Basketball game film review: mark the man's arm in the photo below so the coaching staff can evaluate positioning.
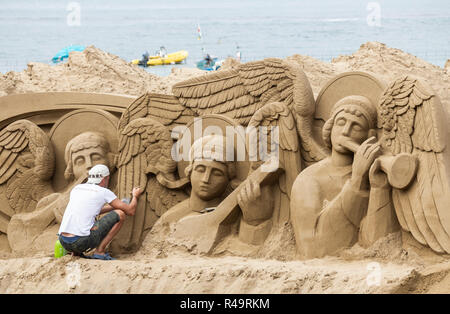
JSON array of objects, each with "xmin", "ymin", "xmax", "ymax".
[
  {"xmin": 100, "ymin": 204, "xmax": 114, "ymax": 215},
  {"xmin": 108, "ymin": 187, "xmax": 143, "ymax": 216}
]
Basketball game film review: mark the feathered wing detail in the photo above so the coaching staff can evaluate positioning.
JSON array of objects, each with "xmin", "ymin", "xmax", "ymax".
[
  {"xmin": 172, "ymin": 58, "xmax": 327, "ymax": 163},
  {"xmin": 115, "ymin": 117, "xmax": 188, "ymax": 250},
  {"xmin": 172, "ymin": 68, "xmax": 260, "ymax": 125},
  {"xmin": 147, "ymin": 177, "xmax": 187, "ymax": 218},
  {"xmin": 248, "ymin": 102, "xmax": 302, "ymax": 225},
  {"xmin": 118, "ymin": 92, "xmax": 195, "ymax": 133},
  {"xmin": 379, "ymin": 76, "xmax": 450, "ymax": 253},
  {"xmin": 0, "ymin": 120, "xmax": 55, "ymax": 232}
]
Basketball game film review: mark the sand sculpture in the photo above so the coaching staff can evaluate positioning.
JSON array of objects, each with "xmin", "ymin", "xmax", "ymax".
[
  {"xmin": 291, "ymin": 96, "xmax": 400, "ymax": 258},
  {"xmin": 165, "ymin": 132, "xmax": 283, "ymax": 253},
  {"xmin": 1, "ymin": 57, "xmax": 450, "ymax": 260},
  {"xmin": 2, "ymin": 112, "xmax": 119, "ymax": 251}
]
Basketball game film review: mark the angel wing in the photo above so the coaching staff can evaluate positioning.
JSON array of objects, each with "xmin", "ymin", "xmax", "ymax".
[
  {"xmin": 378, "ymin": 76, "xmax": 450, "ymax": 253},
  {"xmin": 118, "ymin": 92, "xmax": 195, "ymax": 133},
  {"xmin": 0, "ymin": 120, "xmax": 55, "ymax": 233},
  {"xmin": 248, "ymin": 101, "xmax": 302, "ymax": 225},
  {"xmin": 115, "ymin": 117, "xmax": 188, "ymax": 251},
  {"xmin": 172, "ymin": 58, "xmax": 327, "ymax": 164}
]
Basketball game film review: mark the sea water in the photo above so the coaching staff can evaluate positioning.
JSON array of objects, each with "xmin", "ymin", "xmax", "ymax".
[{"xmin": 0, "ymin": 0, "xmax": 449, "ymax": 76}]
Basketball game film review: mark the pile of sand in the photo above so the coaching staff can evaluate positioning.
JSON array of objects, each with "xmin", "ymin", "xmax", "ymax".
[
  {"xmin": 218, "ymin": 57, "xmax": 242, "ymax": 71},
  {"xmin": 0, "ymin": 42, "xmax": 449, "ymax": 293},
  {"xmin": 0, "ymin": 46, "xmax": 205, "ymax": 97},
  {"xmin": 288, "ymin": 42, "xmax": 450, "ymax": 110},
  {"xmin": 1, "ymin": 42, "xmax": 448, "ymax": 108}
]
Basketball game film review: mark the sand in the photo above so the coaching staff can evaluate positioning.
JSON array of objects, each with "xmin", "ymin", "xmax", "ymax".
[
  {"xmin": 287, "ymin": 42, "xmax": 450, "ymax": 111},
  {"xmin": 0, "ymin": 42, "xmax": 449, "ymax": 294},
  {"xmin": 0, "ymin": 46, "xmax": 206, "ymax": 97},
  {"xmin": 0, "ymin": 232, "xmax": 449, "ymax": 294},
  {"xmin": 2, "ymin": 42, "xmax": 447, "ymax": 108},
  {"xmin": 0, "ymin": 254, "xmax": 427, "ymax": 294}
]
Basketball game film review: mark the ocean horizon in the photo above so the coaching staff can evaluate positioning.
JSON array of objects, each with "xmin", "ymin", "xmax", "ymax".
[{"xmin": 1, "ymin": 0, "xmax": 449, "ymax": 76}]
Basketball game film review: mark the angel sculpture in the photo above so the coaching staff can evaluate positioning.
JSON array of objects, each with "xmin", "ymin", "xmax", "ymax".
[
  {"xmin": 113, "ymin": 58, "xmax": 326, "ymax": 251},
  {"xmin": 290, "ymin": 95, "xmax": 399, "ymax": 258},
  {"xmin": 0, "ymin": 120, "xmax": 55, "ymax": 234},
  {"xmin": 0, "ymin": 57, "xmax": 323, "ymax": 253},
  {"xmin": 164, "ymin": 108, "xmax": 299, "ymax": 253},
  {"xmin": 162, "ymin": 133, "xmax": 283, "ymax": 253},
  {"xmin": 379, "ymin": 76, "xmax": 450, "ymax": 254},
  {"xmin": 113, "ymin": 115, "xmax": 189, "ymax": 251},
  {"xmin": 290, "ymin": 75, "xmax": 450, "ymax": 258},
  {"xmin": 5, "ymin": 130, "xmax": 117, "ymax": 252}
]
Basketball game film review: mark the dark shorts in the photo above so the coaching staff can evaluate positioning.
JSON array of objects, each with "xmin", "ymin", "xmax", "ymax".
[{"xmin": 59, "ymin": 211, "xmax": 120, "ymax": 254}]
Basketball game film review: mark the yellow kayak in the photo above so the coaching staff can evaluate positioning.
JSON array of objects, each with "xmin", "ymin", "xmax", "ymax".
[{"xmin": 132, "ymin": 50, "xmax": 188, "ymax": 66}]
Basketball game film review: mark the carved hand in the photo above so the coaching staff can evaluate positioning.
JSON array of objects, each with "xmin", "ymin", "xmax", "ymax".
[
  {"xmin": 132, "ymin": 187, "xmax": 143, "ymax": 198},
  {"xmin": 237, "ymin": 177, "xmax": 274, "ymax": 225},
  {"xmin": 369, "ymin": 159, "xmax": 389, "ymax": 189},
  {"xmin": 350, "ymin": 137, "xmax": 381, "ymax": 190}
]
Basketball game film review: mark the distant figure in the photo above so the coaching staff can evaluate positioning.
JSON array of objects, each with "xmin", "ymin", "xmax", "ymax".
[
  {"xmin": 58, "ymin": 164, "xmax": 143, "ymax": 260},
  {"xmin": 139, "ymin": 51, "xmax": 149, "ymax": 67},
  {"xmin": 205, "ymin": 54, "xmax": 213, "ymax": 66},
  {"xmin": 158, "ymin": 46, "xmax": 167, "ymax": 58}
]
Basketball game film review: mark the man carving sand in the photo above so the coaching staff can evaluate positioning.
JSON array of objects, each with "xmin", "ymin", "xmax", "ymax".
[
  {"xmin": 58, "ymin": 164, "xmax": 143, "ymax": 260},
  {"xmin": 7, "ymin": 132, "xmax": 118, "ymax": 252}
]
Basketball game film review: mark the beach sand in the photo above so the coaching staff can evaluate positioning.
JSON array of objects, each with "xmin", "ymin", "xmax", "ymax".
[{"xmin": 0, "ymin": 42, "xmax": 449, "ymax": 293}]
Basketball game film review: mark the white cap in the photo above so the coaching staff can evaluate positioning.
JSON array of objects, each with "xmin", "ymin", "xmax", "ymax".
[{"xmin": 87, "ymin": 164, "xmax": 110, "ymax": 184}]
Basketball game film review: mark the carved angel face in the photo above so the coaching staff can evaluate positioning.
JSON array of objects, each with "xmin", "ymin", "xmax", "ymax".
[
  {"xmin": 190, "ymin": 160, "xmax": 230, "ymax": 201},
  {"xmin": 331, "ymin": 110, "xmax": 370, "ymax": 154},
  {"xmin": 64, "ymin": 131, "xmax": 113, "ymax": 183},
  {"xmin": 71, "ymin": 146, "xmax": 109, "ymax": 181}
]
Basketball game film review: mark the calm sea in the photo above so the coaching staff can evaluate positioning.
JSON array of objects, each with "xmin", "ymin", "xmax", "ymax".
[{"xmin": 0, "ymin": 0, "xmax": 449, "ymax": 76}]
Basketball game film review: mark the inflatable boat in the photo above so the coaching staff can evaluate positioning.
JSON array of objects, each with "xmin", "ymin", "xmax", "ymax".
[
  {"xmin": 196, "ymin": 54, "xmax": 223, "ymax": 71},
  {"xmin": 132, "ymin": 49, "xmax": 188, "ymax": 66},
  {"xmin": 52, "ymin": 45, "xmax": 85, "ymax": 63}
]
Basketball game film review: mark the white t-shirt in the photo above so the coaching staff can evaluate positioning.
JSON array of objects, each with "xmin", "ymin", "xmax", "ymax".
[{"xmin": 58, "ymin": 183, "xmax": 118, "ymax": 236}]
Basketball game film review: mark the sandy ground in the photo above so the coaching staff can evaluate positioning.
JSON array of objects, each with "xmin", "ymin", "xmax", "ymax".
[
  {"xmin": 0, "ymin": 42, "xmax": 449, "ymax": 293},
  {"xmin": 1, "ymin": 234, "xmax": 449, "ymax": 294},
  {"xmin": 0, "ymin": 255, "xmax": 427, "ymax": 294}
]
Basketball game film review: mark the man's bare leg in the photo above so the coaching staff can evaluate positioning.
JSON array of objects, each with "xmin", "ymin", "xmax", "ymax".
[{"xmin": 95, "ymin": 210, "xmax": 125, "ymax": 255}]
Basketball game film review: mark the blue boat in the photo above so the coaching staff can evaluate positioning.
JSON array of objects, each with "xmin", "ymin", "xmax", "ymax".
[
  {"xmin": 52, "ymin": 45, "xmax": 85, "ymax": 63},
  {"xmin": 196, "ymin": 54, "xmax": 222, "ymax": 71}
]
